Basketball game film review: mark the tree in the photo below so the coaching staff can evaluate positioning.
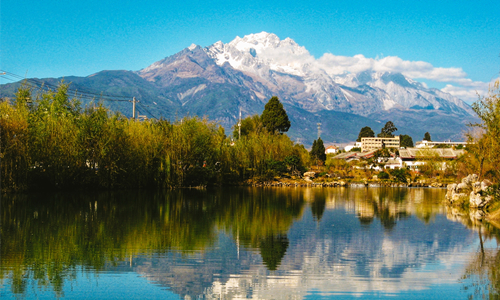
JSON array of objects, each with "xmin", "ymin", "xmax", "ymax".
[
  {"xmin": 310, "ymin": 138, "xmax": 326, "ymax": 163},
  {"xmin": 357, "ymin": 126, "xmax": 375, "ymax": 142},
  {"xmin": 232, "ymin": 115, "xmax": 262, "ymax": 139},
  {"xmin": 261, "ymin": 96, "xmax": 291, "ymax": 134},
  {"xmin": 400, "ymin": 134, "xmax": 414, "ymax": 148},
  {"xmin": 423, "ymin": 132, "xmax": 431, "ymax": 141},
  {"xmin": 467, "ymin": 80, "xmax": 500, "ymax": 182},
  {"xmin": 377, "ymin": 121, "xmax": 398, "ymax": 138}
]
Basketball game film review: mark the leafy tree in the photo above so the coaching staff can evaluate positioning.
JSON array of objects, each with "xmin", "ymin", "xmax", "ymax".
[
  {"xmin": 467, "ymin": 80, "xmax": 500, "ymax": 183},
  {"xmin": 310, "ymin": 138, "xmax": 326, "ymax": 163},
  {"xmin": 377, "ymin": 121, "xmax": 398, "ymax": 138},
  {"xmin": 423, "ymin": 132, "xmax": 431, "ymax": 141},
  {"xmin": 232, "ymin": 115, "xmax": 262, "ymax": 139},
  {"xmin": 284, "ymin": 155, "xmax": 302, "ymax": 173},
  {"xmin": 390, "ymin": 168, "xmax": 409, "ymax": 183},
  {"xmin": 357, "ymin": 126, "xmax": 375, "ymax": 142},
  {"xmin": 378, "ymin": 171, "xmax": 390, "ymax": 180},
  {"xmin": 400, "ymin": 134, "xmax": 414, "ymax": 148},
  {"xmin": 261, "ymin": 96, "xmax": 291, "ymax": 134}
]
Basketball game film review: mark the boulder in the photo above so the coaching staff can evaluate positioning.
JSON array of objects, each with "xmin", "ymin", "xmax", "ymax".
[
  {"xmin": 462, "ymin": 174, "xmax": 479, "ymax": 187},
  {"xmin": 470, "ymin": 192, "xmax": 494, "ymax": 209},
  {"xmin": 472, "ymin": 181, "xmax": 482, "ymax": 194},
  {"xmin": 469, "ymin": 191, "xmax": 483, "ymax": 208},
  {"xmin": 456, "ymin": 182, "xmax": 469, "ymax": 193},
  {"xmin": 303, "ymin": 171, "xmax": 316, "ymax": 178},
  {"xmin": 481, "ymin": 179, "xmax": 492, "ymax": 192}
]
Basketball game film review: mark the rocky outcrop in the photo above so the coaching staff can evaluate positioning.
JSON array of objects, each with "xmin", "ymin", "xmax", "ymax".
[
  {"xmin": 303, "ymin": 171, "xmax": 316, "ymax": 182},
  {"xmin": 446, "ymin": 174, "xmax": 493, "ymax": 209}
]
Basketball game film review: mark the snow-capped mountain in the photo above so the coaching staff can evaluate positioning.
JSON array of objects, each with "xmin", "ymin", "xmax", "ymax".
[
  {"xmin": 203, "ymin": 32, "xmax": 475, "ymax": 117},
  {"xmin": 1, "ymin": 32, "xmax": 477, "ymax": 145}
]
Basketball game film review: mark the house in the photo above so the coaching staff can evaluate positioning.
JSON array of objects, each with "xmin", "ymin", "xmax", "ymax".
[
  {"xmin": 325, "ymin": 145, "xmax": 339, "ymax": 154},
  {"xmin": 361, "ymin": 136, "xmax": 400, "ymax": 152},
  {"xmin": 384, "ymin": 157, "xmax": 403, "ymax": 169}
]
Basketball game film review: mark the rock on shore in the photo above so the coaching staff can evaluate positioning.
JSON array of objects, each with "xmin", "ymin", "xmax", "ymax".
[{"xmin": 446, "ymin": 174, "xmax": 493, "ymax": 208}]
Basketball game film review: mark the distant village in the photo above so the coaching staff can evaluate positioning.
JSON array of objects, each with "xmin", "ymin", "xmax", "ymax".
[{"xmin": 325, "ymin": 135, "xmax": 467, "ymax": 172}]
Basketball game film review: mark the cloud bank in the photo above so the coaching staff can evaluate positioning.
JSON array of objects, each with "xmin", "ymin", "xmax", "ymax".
[{"xmin": 316, "ymin": 53, "xmax": 495, "ymax": 103}]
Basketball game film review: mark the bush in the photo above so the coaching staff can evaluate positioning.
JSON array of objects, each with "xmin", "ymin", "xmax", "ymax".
[
  {"xmin": 378, "ymin": 171, "xmax": 390, "ymax": 180},
  {"xmin": 390, "ymin": 168, "xmax": 409, "ymax": 183}
]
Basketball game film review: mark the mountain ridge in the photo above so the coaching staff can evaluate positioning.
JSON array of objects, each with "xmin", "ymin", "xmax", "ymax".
[{"xmin": 0, "ymin": 32, "xmax": 477, "ymax": 146}]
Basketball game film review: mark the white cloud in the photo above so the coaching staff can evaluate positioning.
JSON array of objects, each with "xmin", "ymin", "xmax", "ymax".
[
  {"xmin": 314, "ymin": 53, "xmax": 495, "ymax": 103},
  {"xmin": 442, "ymin": 79, "xmax": 498, "ymax": 103},
  {"xmin": 317, "ymin": 53, "xmax": 468, "ymax": 83}
]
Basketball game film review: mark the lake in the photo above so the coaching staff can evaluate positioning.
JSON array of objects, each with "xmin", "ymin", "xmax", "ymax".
[{"xmin": 1, "ymin": 187, "xmax": 499, "ymax": 299}]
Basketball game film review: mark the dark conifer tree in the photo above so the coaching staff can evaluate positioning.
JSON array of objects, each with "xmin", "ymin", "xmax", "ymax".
[
  {"xmin": 261, "ymin": 96, "xmax": 291, "ymax": 134},
  {"xmin": 357, "ymin": 126, "xmax": 375, "ymax": 142}
]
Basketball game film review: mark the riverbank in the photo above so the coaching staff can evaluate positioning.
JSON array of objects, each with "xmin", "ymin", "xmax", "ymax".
[{"xmin": 241, "ymin": 176, "xmax": 447, "ymax": 188}]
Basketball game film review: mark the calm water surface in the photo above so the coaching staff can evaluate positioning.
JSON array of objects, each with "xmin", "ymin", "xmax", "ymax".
[{"xmin": 1, "ymin": 187, "xmax": 499, "ymax": 299}]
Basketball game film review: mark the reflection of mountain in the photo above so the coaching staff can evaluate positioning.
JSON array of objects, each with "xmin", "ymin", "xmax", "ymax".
[
  {"xmin": 0, "ymin": 187, "xmax": 491, "ymax": 299},
  {"xmin": 125, "ymin": 189, "xmax": 480, "ymax": 299}
]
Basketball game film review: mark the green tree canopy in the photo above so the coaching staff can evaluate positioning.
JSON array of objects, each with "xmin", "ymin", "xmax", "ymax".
[
  {"xmin": 261, "ymin": 96, "xmax": 291, "ymax": 134},
  {"xmin": 377, "ymin": 121, "xmax": 398, "ymax": 138},
  {"xmin": 310, "ymin": 138, "xmax": 326, "ymax": 163},
  {"xmin": 424, "ymin": 132, "xmax": 431, "ymax": 141},
  {"xmin": 232, "ymin": 115, "xmax": 262, "ymax": 139},
  {"xmin": 400, "ymin": 134, "xmax": 414, "ymax": 148},
  {"xmin": 357, "ymin": 126, "xmax": 375, "ymax": 142}
]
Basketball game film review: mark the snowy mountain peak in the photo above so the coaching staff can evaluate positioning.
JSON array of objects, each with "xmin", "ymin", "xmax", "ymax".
[{"xmin": 205, "ymin": 32, "xmax": 310, "ymax": 77}]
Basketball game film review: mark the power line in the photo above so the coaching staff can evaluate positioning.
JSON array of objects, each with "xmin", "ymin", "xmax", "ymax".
[
  {"xmin": 0, "ymin": 70, "xmax": 132, "ymax": 102},
  {"xmin": 138, "ymin": 102, "xmax": 158, "ymax": 119},
  {"xmin": 0, "ymin": 69, "xmax": 162, "ymax": 120}
]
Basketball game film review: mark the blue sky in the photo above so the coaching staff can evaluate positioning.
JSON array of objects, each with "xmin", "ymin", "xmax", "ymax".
[{"xmin": 1, "ymin": 0, "xmax": 499, "ymax": 102}]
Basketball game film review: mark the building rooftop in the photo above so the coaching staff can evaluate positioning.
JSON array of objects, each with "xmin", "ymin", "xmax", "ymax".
[{"xmin": 399, "ymin": 148, "xmax": 466, "ymax": 159}]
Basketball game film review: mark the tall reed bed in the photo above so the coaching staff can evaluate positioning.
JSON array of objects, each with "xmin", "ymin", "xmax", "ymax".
[{"xmin": 1, "ymin": 82, "xmax": 306, "ymax": 192}]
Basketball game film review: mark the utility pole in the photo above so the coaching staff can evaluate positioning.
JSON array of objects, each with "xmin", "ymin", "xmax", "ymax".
[
  {"xmin": 132, "ymin": 97, "xmax": 137, "ymax": 120},
  {"xmin": 238, "ymin": 109, "xmax": 242, "ymax": 140},
  {"xmin": 317, "ymin": 123, "xmax": 321, "ymax": 139}
]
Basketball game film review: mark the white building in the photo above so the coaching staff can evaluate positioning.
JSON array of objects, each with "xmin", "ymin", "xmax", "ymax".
[
  {"xmin": 344, "ymin": 142, "xmax": 362, "ymax": 152},
  {"xmin": 325, "ymin": 145, "xmax": 339, "ymax": 154},
  {"xmin": 415, "ymin": 140, "xmax": 468, "ymax": 148},
  {"xmin": 361, "ymin": 136, "xmax": 400, "ymax": 152}
]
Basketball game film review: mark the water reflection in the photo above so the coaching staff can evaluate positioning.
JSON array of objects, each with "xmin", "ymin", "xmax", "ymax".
[{"xmin": 1, "ymin": 187, "xmax": 499, "ymax": 299}]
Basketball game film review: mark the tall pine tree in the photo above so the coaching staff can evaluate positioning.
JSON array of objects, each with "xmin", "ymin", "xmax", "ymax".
[{"xmin": 261, "ymin": 96, "xmax": 291, "ymax": 134}]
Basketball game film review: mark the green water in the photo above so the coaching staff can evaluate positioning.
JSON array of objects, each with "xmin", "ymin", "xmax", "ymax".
[{"xmin": 1, "ymin": 187, "xmax": 499, "ymax": 299}]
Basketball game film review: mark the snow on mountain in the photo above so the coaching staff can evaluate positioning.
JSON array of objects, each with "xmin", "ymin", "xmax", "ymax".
[
  {"xmin": 204, "ymin": 32, "xmax": 474, "ymax": 117},
  {"xmin": 206, "ymin": 32, "xmax": 313, "ymax": 77}
]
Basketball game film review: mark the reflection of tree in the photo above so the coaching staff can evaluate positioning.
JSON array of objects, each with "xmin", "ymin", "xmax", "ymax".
[
  {"xmin": 353, "ymin": 188, "xmax": 412, "ymax": 231},
  {"xmin": 259, "ymin": 234, "xmax": 290, "ymax": 271},
  {"xmin": 460, "ymin": 224, "xmax": 500, "ymax": 298},
  {"xmin": 311, "ymin": 197, "xmax": 326, "ymax": 222},
  {"xmin": 1, "ymin": 188, "xmax": 305, "ymax": 297}
]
